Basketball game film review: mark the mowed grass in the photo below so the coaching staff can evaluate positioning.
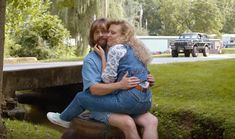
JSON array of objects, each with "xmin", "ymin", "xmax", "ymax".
[
  {"xmin": 3, "ymin": 119, "xmax": 61, "ymax": 139},
  {"xmin": 222, "ymin": 48, "xmax": 235, "ymax": 54},
  {"xmin": 149, "ymin": 59, "xmax": 235, "ymax": 138}
]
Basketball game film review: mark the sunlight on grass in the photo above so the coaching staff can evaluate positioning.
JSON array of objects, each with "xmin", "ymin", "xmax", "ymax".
[
  {"xmin": 222, "ymin": 48, "xmax": 235, "ymax": 54},
  {"xmin": 149, "ymin": 59, "xmax": 235, "ymax": 138},
  {"xmin": 4, "ymin": 119, "xmax": 61, "ymax": 139}
]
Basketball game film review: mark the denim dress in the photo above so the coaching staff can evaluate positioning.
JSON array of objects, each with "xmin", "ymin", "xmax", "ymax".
[{"xmin": 113, "ymin": 44, "xmax": 152, "ymax": 115}]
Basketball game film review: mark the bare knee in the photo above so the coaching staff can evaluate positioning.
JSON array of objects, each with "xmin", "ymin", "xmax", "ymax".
[
  {"xmin": 151, "ymin": 116, "xmax": 158, "ymax": 128},
  {"xmin": 142, "ymin": 114, "xmax": 158, "ymax": 128},
  {"xmin": 121, "ymin": 116, "xmax": 136, "ymax": 130}
]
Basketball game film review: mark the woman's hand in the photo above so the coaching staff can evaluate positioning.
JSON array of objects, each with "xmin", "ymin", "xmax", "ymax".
[
  {"xmin": 119, "ymin": 72, "xmax": 140, "ymax": 90},
  {"xmin": 94, "ymin": 44, "xmax": 105, "ymax": 59},
  {"xmin": 147, "ymin": 74, "xmax": 155, "ymax": 87}
]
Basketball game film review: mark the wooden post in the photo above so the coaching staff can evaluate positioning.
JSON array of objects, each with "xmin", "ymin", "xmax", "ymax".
[{"xmin": 0, "ymin": 0, "xmax": 7, "ymax": 137}]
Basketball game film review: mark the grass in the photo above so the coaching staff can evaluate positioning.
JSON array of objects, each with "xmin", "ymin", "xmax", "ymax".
[
  {"xmin": 149, "ymin": 59, "xmax": 235, "ymax": 138},
  {"xmin": 152, "ymin": 53, "xmax": 171, "ymax": 57},
  {"xmin": 222, "ymin": 48, "xmax": 235, "ymax": 54},
  {"xmin": 3, "ymin": 119, "xmax": 61, "ymax": 139},
  {"xmin": 41, "ymin": 56, "xmax": 84, "ymax": 62},
  {"xmin": 2, "ymin": 58, "xmax": 235, "ymax": 138}
]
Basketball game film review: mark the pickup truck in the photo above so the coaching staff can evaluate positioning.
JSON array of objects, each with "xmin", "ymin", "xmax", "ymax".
[{"xmin": 170, "ymin": 33, "xmax": 211, "ymax": 57}]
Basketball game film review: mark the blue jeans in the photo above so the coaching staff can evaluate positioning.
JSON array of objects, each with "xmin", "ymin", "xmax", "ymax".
[{"xmin": 60, "ymin": 89, "xmax": 152, "ymax": 121}]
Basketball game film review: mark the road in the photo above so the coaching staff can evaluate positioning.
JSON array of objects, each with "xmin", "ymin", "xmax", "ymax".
[
  {"xmin": 150, "ymin": 54, "xmax": 235, "ymax": 64},
  {"xmin": 4, "ymin": 61, "xmax": 83, "ymax": 71},
  {"xmin": 3, "ymin": 54, "xmax": 235, "ymax": 71}
]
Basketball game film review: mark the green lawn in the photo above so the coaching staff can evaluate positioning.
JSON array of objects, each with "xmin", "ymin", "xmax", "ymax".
[
  {"xmin": 3, "ymin": 58, "xmax": 235, "ymax": 139},
  {"xmin": 149, "ymin": 59, "xmax": 235, "ymax": 138},
  {"xmin": 222, "ymin": 48, "xmax": 235, "ymax": 54},
  {"xmin": 3, "ymin": 119, "xmax": 61, "ymax": 139}
]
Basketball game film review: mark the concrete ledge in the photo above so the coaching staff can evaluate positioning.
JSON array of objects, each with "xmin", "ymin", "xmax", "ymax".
[{"xmin": 4, "ymin": 57, "xmax": 38, "ymax": 64}]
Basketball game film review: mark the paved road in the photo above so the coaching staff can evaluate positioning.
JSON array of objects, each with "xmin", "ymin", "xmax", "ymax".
[
  {"xmin": 4, "ymin": 54, "xmax": 235, "ymax": 71},
  {"xmin": 150, "ymin": 54, "xmax": 235, "ymax": 64},
  {"xmin": 4, "ymin": 61, "xmax": 83, "ymax": 71}
]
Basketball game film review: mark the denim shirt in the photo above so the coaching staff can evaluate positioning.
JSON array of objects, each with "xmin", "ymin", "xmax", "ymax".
[{"xmin": 82, "ymin": 51, "xmax": 102, "ymax": 92}]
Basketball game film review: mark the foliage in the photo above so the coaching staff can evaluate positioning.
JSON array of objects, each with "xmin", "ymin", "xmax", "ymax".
[
  {"xmin": 108, "ymin": 0, "xmax": 125, "ymax": 19},
  {"xmin": 218, "ymin": 0, "xmax": 235, "ymax": 33},
  {"xmin": 4, "ymin": 119, "xmax": 61, "ymax": 139},
  {"xmin": 5, "ymin": 0, "xmax": 70, "ymax": 59},
  {"xmin": 51, "ymin": 0, "xmax": 97, "ymax": 56},
  {"xmin": 140, "ymin": 0, "xmax": 162, "ymax": 35},
  {"xmin": 149, "ymin": 59, "xmax": 235, "ymax": 138},
  {"xmin": 4, "ymin": 34, "xmax": 20, "ymax": 58},
  {"xmin": 5, "ymin": 0, "xmax": 235, "ymax": 59},
  {"xmin": 189, "ymin": 0, "xmax": 223, "ymax": 35},
  {"xmin": 50, "ymin": 0, "xmax": 126, "ymax": 56},
  {"xmin": 139, "ymin": 0, "xmax": 235, "ymax": 35},
  {"xmin": 157, "ymin": 0, "xmax": 191, "ymax": 35}
]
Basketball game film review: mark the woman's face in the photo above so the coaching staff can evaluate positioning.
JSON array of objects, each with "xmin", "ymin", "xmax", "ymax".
[{"xmin": 107, "ymin": 24, "xmax": 123, "ymax": 47}]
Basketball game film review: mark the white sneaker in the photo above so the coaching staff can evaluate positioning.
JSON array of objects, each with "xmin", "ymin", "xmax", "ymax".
[{"xmin": 47, "ymin": 112, "xmax": 70, "ymax": 128}]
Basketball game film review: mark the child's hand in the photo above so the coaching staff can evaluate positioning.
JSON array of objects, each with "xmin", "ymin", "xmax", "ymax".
[{"xmin": 94, "ymin": 44, "xmax": 105, "ymax": 59}]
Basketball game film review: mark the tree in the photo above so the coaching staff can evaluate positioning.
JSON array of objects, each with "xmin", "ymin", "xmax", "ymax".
[
  {"xmin": 0, "ymin": 0, "xmax": 6, "ymax": 137},
  {"xmin": 50, "ymin": 0, "xmax": 125, "ymax": 56},
  {"xmin": 123, "ymin": 0, "xmax": 143, "ymax": 31},
  {"xmin": 217, "ymin": 0, "xmax": 235, "ymax": 33},
  {"xmin": 156, "ymin": 0, "xmax": 191, "ymax": 35},
  {"xmin": 189, "ymin": 0, "xmax": 223, "ymax": 35},
  {"xmin": 151, "ymin": 0, "xmax": 224, "ymax": 36},
  {"xmin": 50, "ymin": 0, "xmax": 98, "ymax": 56},
  {"xmin": 141, "ymin": 0, "xmax": 162, "ymax": 35},
  {"xmin": 5, "ymin": 0, "xmax": 70, "ymax": 59}
]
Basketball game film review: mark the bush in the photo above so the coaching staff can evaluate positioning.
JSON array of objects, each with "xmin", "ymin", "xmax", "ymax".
[
  {"xmin": 10, "ymin": 30, "xmax": 52, "ymax": 60},
  {"xmin": 5, "ymin": 0, "xmax": 70, "ymax": 60},
  {"xmin": 4, "ymin": 34, "xmax": 21, "ymax": 58}
]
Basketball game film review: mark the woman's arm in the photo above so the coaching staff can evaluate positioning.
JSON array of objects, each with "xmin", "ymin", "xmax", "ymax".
[{"xmin": 101, "ymin": 44, "xmax": 127, "ymax": 83}]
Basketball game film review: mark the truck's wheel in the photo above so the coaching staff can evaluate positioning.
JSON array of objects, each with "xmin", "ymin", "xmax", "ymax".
[
  {"xmin": 203, "ymin": 47, "xmax": 209, "ymax": 57},
  {"xmin": 184, "ymin": 50, "xmax": 190, "ymax": 57},
  {"xmin": 192, "ymin": 47, "xmax": 198, "ymax": 57},
  {"xmin": 171, "ymin": 50, "xmax": 178, "ymax": 57}
]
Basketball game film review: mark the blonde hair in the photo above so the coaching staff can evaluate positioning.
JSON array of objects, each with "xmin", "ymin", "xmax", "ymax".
[{"xmin": 107, "ymin": 20, "xmax": 152, "ymax": 65}]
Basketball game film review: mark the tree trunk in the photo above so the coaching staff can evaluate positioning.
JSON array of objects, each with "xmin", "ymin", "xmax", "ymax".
[{"xmin": 0, "ymin": 0, "xmax": 7, "ymax": 137}]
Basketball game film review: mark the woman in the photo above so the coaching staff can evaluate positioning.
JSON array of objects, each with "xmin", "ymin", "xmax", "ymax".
[{"xmin": 93, "ymin": 20, "xmax": 153, "ymax": 114}]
